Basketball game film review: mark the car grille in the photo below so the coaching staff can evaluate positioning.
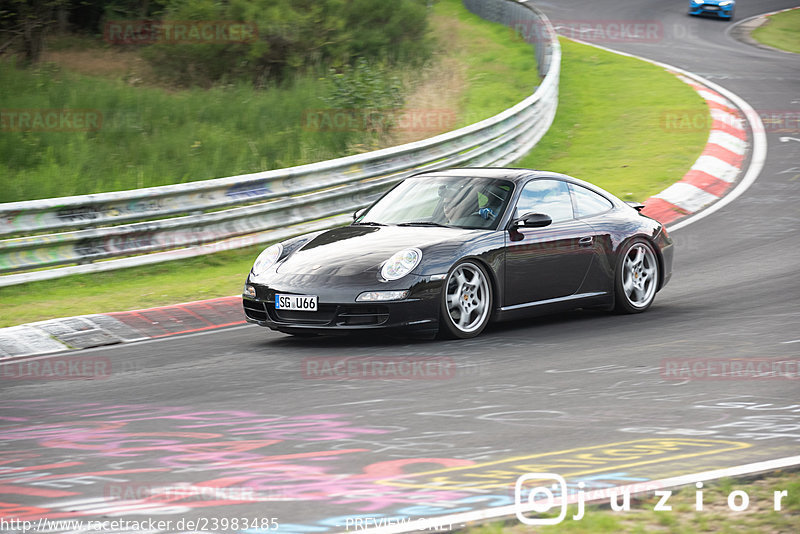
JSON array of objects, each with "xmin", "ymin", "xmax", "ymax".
[
  {"xmin": 243, "ymin": 299, "xmax": 267, "ymax": 322},
  {"xmin": 336, "ymin": 305, "xmax": 390, "ymax": 326},
  {"xmin": 273, "ymin": 304, "xmax": 337, "ymax": 325}
]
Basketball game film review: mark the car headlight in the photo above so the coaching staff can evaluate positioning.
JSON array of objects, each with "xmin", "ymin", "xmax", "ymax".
[
  {"xmin": 719, "ymin": 1, "xmax": 732, "ymax": 6},
  {"xmin": 380, "ymin": 248, "xmax": 422, "ymax": 281},
  {"xmin": 356, "ymin": 290, "xmax": 410, "ymax": 302},
  {"xmin": 252, "ymin": 243, "xmax": 283, "ymax": 276}
]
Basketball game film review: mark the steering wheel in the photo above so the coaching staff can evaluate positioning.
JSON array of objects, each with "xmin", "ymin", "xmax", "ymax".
[{"xmin": 470, "ymin": 207, "xmax": 496, "ymax": 220}]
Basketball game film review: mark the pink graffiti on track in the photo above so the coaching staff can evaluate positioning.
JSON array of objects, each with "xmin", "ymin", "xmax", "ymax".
[{"xmin": 0, "ymin": 401, "xmax": 478, "ymax": 522}]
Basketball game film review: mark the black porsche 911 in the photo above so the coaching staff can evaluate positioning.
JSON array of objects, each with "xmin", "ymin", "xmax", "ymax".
[{"xmin": 243, "ymin": 168, "xmax": 673, "ymax": 339}]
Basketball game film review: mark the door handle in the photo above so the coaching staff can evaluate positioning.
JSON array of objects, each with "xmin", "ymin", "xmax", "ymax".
[{"xmin": 579, "ymin": 236, "xmax": 593, "ymax": 246}]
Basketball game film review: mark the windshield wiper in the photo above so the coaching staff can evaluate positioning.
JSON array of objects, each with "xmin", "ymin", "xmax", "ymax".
[
  {"xmin": 352, "ymin": 221, "xmax": 385, "ymax": 226},
  {"xmin": 397, "ymin": 221, "xmax": 455, "ymax": 228}
]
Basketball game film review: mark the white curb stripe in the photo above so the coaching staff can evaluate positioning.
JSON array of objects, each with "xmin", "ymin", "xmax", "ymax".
[
  {"xmin": 691, "ymin": 155, "xmax": 741, "ymax": 183},
  {"xmin": 708, "ymin": 130, "xmax": 748, "ymax": 155},
  {"xmin": 0, "ymin": 326, "xmax": 69, "ymax": 358},
  {"xmin": 356, "ymin": 455, "xmax": 800, "ymax": 534},
  {"xmin": 655, "ymin": 182, "xmax": 720, "ymax": 211}
]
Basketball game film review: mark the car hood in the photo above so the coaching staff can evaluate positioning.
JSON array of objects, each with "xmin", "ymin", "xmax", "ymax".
[{"xmin": 276, "ymin": 225, "xmax": 478, "ymax": 277}]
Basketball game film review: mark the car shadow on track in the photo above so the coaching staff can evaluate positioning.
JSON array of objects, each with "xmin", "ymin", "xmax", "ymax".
[{"xmin": 254, "ymin": 303, "xmax": 684, "ymax": 350}]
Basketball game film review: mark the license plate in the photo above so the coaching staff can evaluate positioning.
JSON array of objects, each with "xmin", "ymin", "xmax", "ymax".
[
  {"xmin": 706, "ymin": 6, "xmax": 719, "ymax": 9},
  {"xmin": 275, "ymin": 294, "xmax": 318, "ymax": 311}
]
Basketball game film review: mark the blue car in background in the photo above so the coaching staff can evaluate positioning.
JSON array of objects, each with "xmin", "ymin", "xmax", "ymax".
[{"xmin": 689, "ymin": 0, "xmax": 735, "ymax": 19}]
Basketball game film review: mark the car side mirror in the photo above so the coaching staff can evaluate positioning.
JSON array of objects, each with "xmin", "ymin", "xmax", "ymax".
[
  {"xmin": 353, "ymin": 207, "xmax": 367, "ymax": 221},
  {"xmin": 512, "ymin": 212, "xmax": 552, "ymax": 228}
]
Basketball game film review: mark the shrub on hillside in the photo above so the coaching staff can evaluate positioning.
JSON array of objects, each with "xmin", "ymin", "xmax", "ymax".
[{"xmin": 140, "ymin": 0, "xmax": 432, "ymax": 87}]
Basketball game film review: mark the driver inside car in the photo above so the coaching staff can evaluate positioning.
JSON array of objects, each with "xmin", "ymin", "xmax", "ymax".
[{"xmin": 439, "ymin": 185, "xmax": 503, "ymax": 226}]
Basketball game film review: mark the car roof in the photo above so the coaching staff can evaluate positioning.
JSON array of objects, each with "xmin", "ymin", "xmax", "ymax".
[
  {"xmin": 412, "ymin": 167, "xmax": 573, "ymax": 184},
  {"xmin": 411, "ymin": 167, "xmax": 624, "ymax": 207}
]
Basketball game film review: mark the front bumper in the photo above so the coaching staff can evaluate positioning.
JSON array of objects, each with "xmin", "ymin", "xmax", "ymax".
[
  {"xmin": 689, "ymin": 3, "xmax": 734, "ymax": 18},
  {"xmin": 243, "ymin": 274, "xmax": 443, "ymax": 336}
]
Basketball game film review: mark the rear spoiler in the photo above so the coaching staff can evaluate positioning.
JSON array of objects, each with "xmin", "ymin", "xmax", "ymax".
[{"xmin": 625, "ymin": 201, "xmax": 645, "ymax": 212}]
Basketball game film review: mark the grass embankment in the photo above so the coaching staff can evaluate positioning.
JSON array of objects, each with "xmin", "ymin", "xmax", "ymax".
[
  {"xmin": 374, "ymin": 0, "xmax": 539, "ymax": 145},
  {"xmin": 0, "ymin": 0, "xmax": 538, "ymax": 203},
  {"xmin": 518, "ymin": 38, "xmax": 708, "ymax": 201},
  {"xmin": 751, "ymin": 8, "xmax": 800, "ymax": 54},
  {"xmin": 434, "ymin": 0, "xmax": 538, "ymax": 126},
  {"xmin": 0, "ymin": 61, "xmax": 356, "ymax": 203},
  {"xmin": 461, "ymin": 471, "xmax": 800, "ymax": 534}
]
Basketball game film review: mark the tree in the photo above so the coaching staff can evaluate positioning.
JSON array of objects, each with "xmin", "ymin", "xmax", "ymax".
[{"xmin": 0, "ymin": 0, "xmax": 68, "ymax": 63}]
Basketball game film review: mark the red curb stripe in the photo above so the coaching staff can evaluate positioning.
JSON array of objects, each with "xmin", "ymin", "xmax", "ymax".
[
  {"xmin": 104, "ymin": 296, "xmax": 244, "ymax": 339},
  {"xmin": 641, "ymin": 198, "xmax": 691, "ymax": 225},
  {"xmin": 174, "ymin": 305, "xmax": 216, "ymax": 327},
  {"xmin": 106, "ymin": 295, "xmax": 241, "ymax": 315},
  {"xmin": 711, "ymin": 119, "xmax": 747, "ymax": 140},
  {"xmin": 114, "ymin": 311, "xmax": 172, "ymax": 336},
  {"xmin": 707, "ymin": 100, "xmax": 738, "ymax": 115},
  {"xmin": 702, "ymin": 144, "xmax": 744, "ymax": 167},
  {"xmin": 680, "ymin": 170, "xmax": 732, "ymax": 198},
  {"xmin": 150, "ymin": 320, "xmax": 247, "ymax": 338}
]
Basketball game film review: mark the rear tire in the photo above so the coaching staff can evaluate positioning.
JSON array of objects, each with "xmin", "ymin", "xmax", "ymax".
[
  {"xmin": 439, "ymin": 261, "xmax": 493, "ymax": 339},
  {"xmin": 614, "ymin": 239, "xmax": 659, "ymax": 314}
]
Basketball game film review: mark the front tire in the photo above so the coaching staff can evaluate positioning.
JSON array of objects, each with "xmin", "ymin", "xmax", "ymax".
[
  {"xmin": 614, "ymin": 239, "xmax": 659, "ymax": 314},
  {"xmin": 439, "ymin": 261, "xmax": 493, "ymax": 339}
]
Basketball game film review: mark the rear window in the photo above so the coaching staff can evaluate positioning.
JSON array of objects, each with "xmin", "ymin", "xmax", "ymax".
[{"xmin": 570, "ymin": 184, "xmax": 613, "ymax": 218}]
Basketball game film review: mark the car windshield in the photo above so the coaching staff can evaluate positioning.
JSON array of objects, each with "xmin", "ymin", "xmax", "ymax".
[{"xmin": 357, "ymin": 176, "xmax": 514, "ymax": 230}]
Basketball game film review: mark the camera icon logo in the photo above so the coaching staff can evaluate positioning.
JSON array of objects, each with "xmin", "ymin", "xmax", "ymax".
[{"xmin": 514, "ymin": 473, "xmax": 568, "ymax": 525}]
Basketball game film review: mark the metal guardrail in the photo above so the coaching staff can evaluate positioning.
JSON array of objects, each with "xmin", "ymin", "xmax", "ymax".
[{"xmin": 0, "ymin": 0, "xmax": 561, "ymax": 286}]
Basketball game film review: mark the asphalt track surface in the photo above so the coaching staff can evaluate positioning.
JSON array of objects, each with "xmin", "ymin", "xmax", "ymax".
[{"xmin": 2, "ymin": 1, "xmax": 799, "ymax": 532}]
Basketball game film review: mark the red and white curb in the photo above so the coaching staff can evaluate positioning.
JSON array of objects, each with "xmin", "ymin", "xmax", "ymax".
[
  {"xmin": 0, "ymin": 296, "xmax": 244, "ymax": 359},
  {"xmin": 641, "ymin": 75, "xmax": 749, "ymax": 225},
  {"xmin": 570, "ymin": 37, "xmax": 767, "ymax": 234}
]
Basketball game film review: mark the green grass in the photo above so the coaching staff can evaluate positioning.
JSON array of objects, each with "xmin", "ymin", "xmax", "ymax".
[
  {"xmin": 751, "ymin": 8, "xmax": 800, "ymax": 54},
  {"xmin": 0, "ymin": 246, "xmax": 262, "ymax": 326},
  {"xmin": 433, "ymin": 0, "xmax": 539, "ymax": 125},
  {"xmin": 0, "ymin": 61, "xmax": 367, "ymax": 203},
  {"xmin": 460, "ymin": 471, "xmax": 800, "ymax": 534},
  {"xmin": 518, "ymin": 38, "xmax": 709, "ymax": 202}
]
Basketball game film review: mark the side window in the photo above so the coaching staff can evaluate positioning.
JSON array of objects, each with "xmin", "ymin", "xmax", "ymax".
[
  {"xmin": 570, "ymin": 184, "xmax": 613, "ymax": 218},
  {"xmin": 515, "ymin": 179, "xmax": 573, "ymax": 223}
]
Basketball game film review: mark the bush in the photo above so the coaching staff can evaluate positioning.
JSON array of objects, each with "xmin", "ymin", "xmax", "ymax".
[{"xmin": 140, "ymin": 0, "xmax": 432, "ymax": 87}]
